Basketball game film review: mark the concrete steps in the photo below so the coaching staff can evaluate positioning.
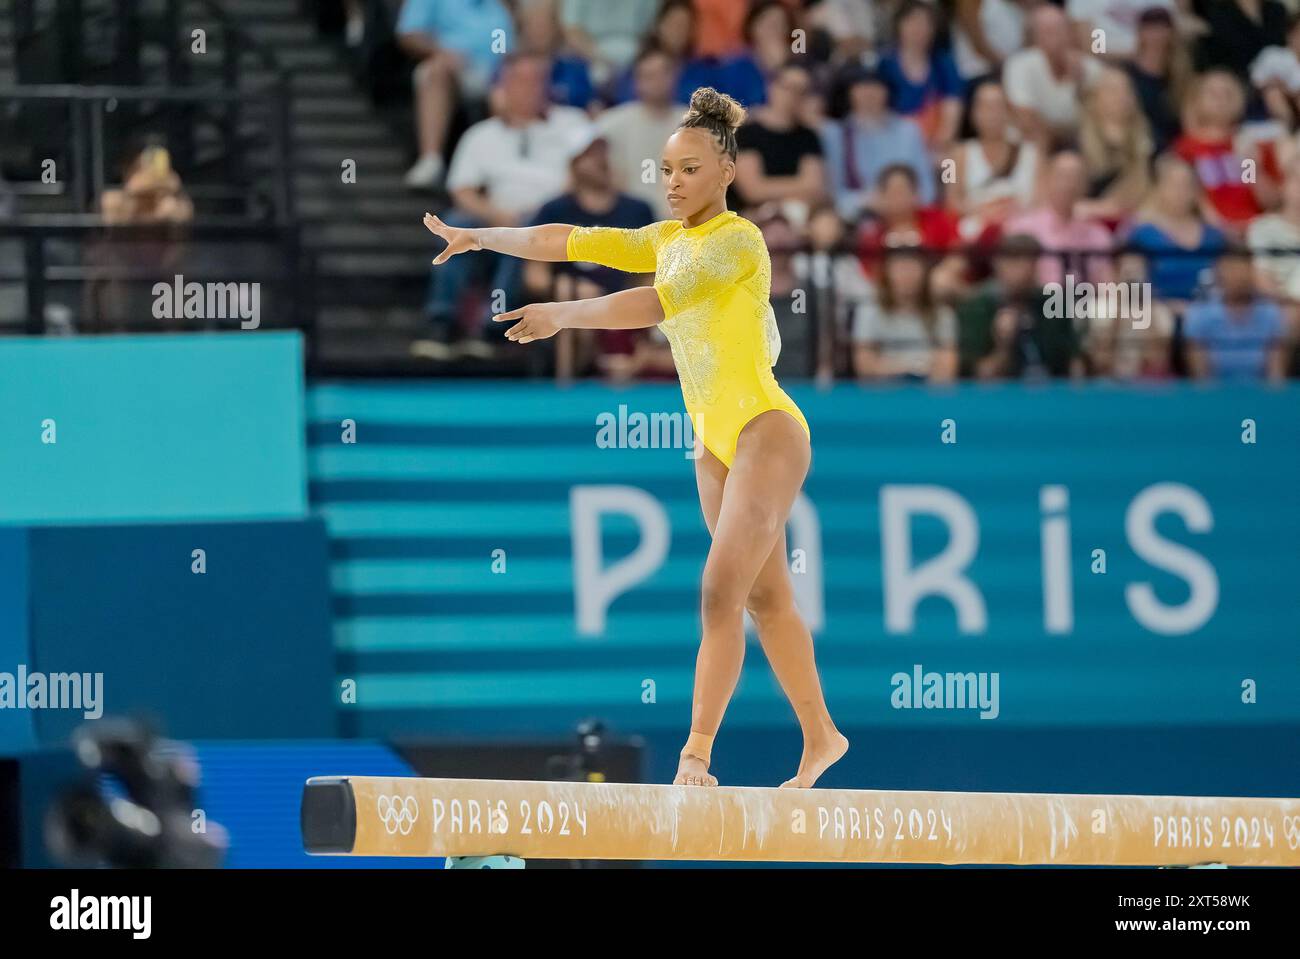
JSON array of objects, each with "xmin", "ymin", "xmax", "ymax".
[{"xmin": 184, "ymin": 0, "xmax": 430, "ymax": 362}]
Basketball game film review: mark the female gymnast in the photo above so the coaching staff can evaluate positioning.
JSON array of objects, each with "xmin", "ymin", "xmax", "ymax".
[{"xmin": 423, "ymin": 87, "xmax": 847, "ymax": 788}]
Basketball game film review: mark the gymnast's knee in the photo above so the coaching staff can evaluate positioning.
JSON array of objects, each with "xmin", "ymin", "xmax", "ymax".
[
  {"xmin": 699, "ymin": 574, "xmax": 746, "ymax": 629},
  {"xmin": 744, "ymin": 581, "xmax": 794, "ymax": 628}
]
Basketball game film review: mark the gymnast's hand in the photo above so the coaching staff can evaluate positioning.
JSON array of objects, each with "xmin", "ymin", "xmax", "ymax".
[
  {"xmin": 424, "ymin": 212, "xmax": 480, "ymax": 264},
  {"xmin": 493, "ymin": 303, "xmax": 563, "ymax": 344}
]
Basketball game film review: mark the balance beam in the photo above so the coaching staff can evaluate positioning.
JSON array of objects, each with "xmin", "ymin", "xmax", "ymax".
[{"xmin": 301, "ymin": 776, "xmax": 1300, "ymax": 866}]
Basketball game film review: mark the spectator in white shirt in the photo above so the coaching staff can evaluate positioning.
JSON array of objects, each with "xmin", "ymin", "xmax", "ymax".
[
  {"xmin": 1066, "ymin": 0, "xmax": 1177, "ymax": 60},
  {"xmin": 807, "ymin": 0, "xmax": 876, "ymax": 64},
  {"xmin": 1249, "ymin": 158, "xmax": 1300, "ymax": 301},
  {"xmin": 596, "ymin": 47, "xmax": 686, "ymax": 218},
  {"xmin": 1003, "ymin": 4, "xmax": 1104, "ymax": 148},
  {"xmin": 952, "ymin": 0, "xmax": 1038, "ymax": 82},
  {"xmin": 947, "ymin": 77, "xmax": 1041, "ymax": 241},
  {"xmin": 1250, "ymin": 14, "xmax": 1300, "ymax": 130},
  {"xmin": 852, "ymin": 247, "xmax": 959, "ymax": 383},
  {"xmin": 420, "ymin": 54, "xmax": 589, "ymax": 355},
  {"xmin": 442, "ymin": 54, "xmax": 589, "ymax": 225}
]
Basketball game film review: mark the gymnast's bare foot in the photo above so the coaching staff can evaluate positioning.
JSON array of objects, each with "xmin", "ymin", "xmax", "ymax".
[
  {"xmin": 780, "ymin": 728, "xmax": 849, "ymax": 788},
  {"xmin": 674, "ymin": 753, "xmax": 718, "ymax": 786}
]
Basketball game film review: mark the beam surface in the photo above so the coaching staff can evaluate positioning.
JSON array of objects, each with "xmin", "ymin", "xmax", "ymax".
[{"xmin": 301, "ymin": 776, "xmax": 1300, "ymax": 866}]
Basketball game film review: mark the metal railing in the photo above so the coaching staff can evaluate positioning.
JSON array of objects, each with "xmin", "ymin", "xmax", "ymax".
[
  {"xmin": 9, "ymin": 0, "xmax": 294, "ymax": 221},
  {"xmin": 2, "ymin": 211, "xmax": 1296, "ymax": 381},
  {"xmin": 0, "ymin": 217, "xmax": 314, "ymax": 363},
  {"xmin": 0, "ymin": 85, "xmax": 294, "ymax": 222}
]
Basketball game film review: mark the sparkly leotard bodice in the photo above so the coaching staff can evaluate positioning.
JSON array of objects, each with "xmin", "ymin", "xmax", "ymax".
[{"xmin": 567, "ymin": 210, "xmax": 810, "ymax": 467}]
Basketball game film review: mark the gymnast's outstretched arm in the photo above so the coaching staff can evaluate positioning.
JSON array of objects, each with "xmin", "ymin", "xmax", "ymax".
[
  {"xmin": 424, "ymin": 212, "xmax": 573, "ymax": 263},
  {"xmin": 422, "ymin": 212, "xmax": 664, "ymax": 341},
  {"xmin": 493, "ymin": 286, "xmax": 665, "ymax": 343}
]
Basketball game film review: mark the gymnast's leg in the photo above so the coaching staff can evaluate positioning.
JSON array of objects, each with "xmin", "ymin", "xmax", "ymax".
[
  {"xmin": 675, "ymin": 410, "xmax": 814, "ymax": 786},
  {"xmin": 687, "ymin": 421, "xmax": 846, "ymax": 788},
  {"xmin": 744, "ymin": 528, "xmax": 848, "ymax": 788}
]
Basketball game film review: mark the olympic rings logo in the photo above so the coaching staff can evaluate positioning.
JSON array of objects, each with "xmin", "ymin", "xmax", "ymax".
[
  {"xmin": 1284, "ymin": 816, "xmax": 1300, "ymax": 850},
  {"xmin": 377, "ymin": 794, "xmax": 420, "ymax": 835}
]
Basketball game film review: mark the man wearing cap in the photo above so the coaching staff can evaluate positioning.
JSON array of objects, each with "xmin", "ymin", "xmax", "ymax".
[
  {"xmin": 418, "ymin": 53, "xmax": 589, "ymax": 358},
  {"xmin": 521, "ymin": 129, "xmax": 658, "ymax": 375}
]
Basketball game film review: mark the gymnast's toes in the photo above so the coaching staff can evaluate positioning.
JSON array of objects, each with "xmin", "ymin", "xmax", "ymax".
[
  {"xmin": 674, "ymin": 755, "xmax": 717, "ymax": 786},
  {"xmin": 781, "ymin": 731, "xmax": 850, "ymax": 789}
]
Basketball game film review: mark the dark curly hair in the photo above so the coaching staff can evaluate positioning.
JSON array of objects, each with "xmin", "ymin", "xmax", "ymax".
[{"xmin": 678, "ymin": 87, "xmax": 747, "ymax": 160}]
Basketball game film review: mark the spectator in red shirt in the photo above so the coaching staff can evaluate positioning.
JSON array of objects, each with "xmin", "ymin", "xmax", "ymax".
[
  {"xmin": 1174, "ymin": 69, "xmax": 1280, "ymax": 234},
  {"xmin": 857, "ymin": 163, "xmax": 966, "ymax": 299}
]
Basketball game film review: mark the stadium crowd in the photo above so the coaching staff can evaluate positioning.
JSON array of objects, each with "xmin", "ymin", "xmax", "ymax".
[{"xmin": 372, "ymin": 0, "xmax": 1300, "ymax": 384}]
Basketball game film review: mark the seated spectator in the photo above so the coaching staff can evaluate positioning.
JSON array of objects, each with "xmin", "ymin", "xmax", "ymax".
[
  {"xmin": 609, "ymin": 0, "xmax": 694, "ymax": 104},
  {"xmin": 99, "ymin": 145, "xmax": 194, "ymax": 226},
  {"xmin": 794, "ymin": 204, "xmax": 875, "ymax": 381},
  {"xmin": 1124, "ymin": 153, "xmax": 1226, "ymax": 309},
  {"xmin": 1248, "ymin": 160, "xmax": 1300, "ymax": 374},
  {"xmin": 418, "ymin": 54, "xmax": 590, "ymax": 357},
  {"xmin": 556, "ymin": 0, "xmax": 656, "ymax": 90},
  {"xmin": 519, "ymin": 133, "xmax": 656, "ymax": 379},
  {"xmin": 856, "ymin": 164, "xmax": 965, "ymax": 298},
  {"xmin": 852, "ymin": 247, "xmax": 958, "ymax": 383},
  {"xmin": 1066, "ymin": 0, "xmax": 1177, "ymax": 61},
  {"xmin": 517, "ymin": 0, "xmax": 595, "ymax": 110},
  {"xmin": 755, "ymin": 205, "xmax": 814, "ymax": 378},
  {"xmin": 958, "ymin": 233, "xmax": 1086, "ymax": 379},
  {"xmin": 597, "ymin": 327, "xmax": 679, "ymax": 382},
  {"xmin": 677, "ymin": 0, "xmax": 798, "ymax": 109},
  {"xmin": 1248, "ymin": 159, "xmax": 1300, "ymax": 301},
  {"xmin": 807, "ymin": 0, "xmax": 876, "ymax": 65},
  {"xmin": 1194, "ymin": 0, "xmax": 1289, "ymax": 79},
  {"xmin": 1249, "ymin": 13, "xmax": 1300, "ymax": 130},
  {"xmin": 1185, "ymin": 245, "xmax": 1289, "ymax": 381},
  {"xmin": 1003, "ymin": 4, "xmax": 1103, "ymax": 148},
  {"xmin": 951, "ymin": 0, "xmax": 1034, "ymax": 84},
  {"xmin": 1174, "ymin": 68, "xmax": 1278, "ymax": 233},
  {"xmin": 948, "ymin": 77, "xmax": 1040, "ymax": 242},
  {"xmin": 745, "ymin": 0, "xmax": 805, "ymax": 78},
  {"xmin": 597, "ymin": 48, "xmax": 687, "ymax": 219},
  {"xmin": 89, "ymin": 143, "xmax": 194, "ymax": 332},
  {"xmin": 693, "ymin": 0, "xmax": 748, "ymax": 59},
  {"xmin": 820, "ymin": 65, "xmax": 936, "ymax": 223},
  {"xmin": 1124, "ymin": 6, "xmax": 1191, "ymax": 152},
  {"xmin": 1004, "ymin": 148, "xmax": 1115, "ymax": 286},
  {"xmin": 399, "ymin": 0, "xmax": 515, "ymax": 190},
  {"xmin": 732, "ymin": 63, "xmax": 827, "ymax": 220},
  {"xmin": 1076, "ymin": 68, "xmax": 1154, "ymax": 224},
  {"xmin": 1084, "ymin": 250, "xmax": 1177, "ymax": 380},
  {"xmin": 877, "ymin": 1, "xmax": 964, "ymax": 150}
]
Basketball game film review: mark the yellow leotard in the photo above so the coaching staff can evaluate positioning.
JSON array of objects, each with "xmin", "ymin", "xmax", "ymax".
[{"xmin": 566, "ymin": 210, "xmax": 810, "ymax": 468}]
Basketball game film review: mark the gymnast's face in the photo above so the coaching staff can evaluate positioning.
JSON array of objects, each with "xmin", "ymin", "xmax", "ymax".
[{"xmin": 661, "ymin": 128, "xmax": 734, "ymax": 222}]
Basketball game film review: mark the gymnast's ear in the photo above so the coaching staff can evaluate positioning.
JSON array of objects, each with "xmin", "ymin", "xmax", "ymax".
[{"xmin": 721, "ymin": 156, "xmax": 736, "ymax": 190}]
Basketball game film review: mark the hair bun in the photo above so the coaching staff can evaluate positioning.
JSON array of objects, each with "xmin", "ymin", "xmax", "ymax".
[{"xmin": 684, "ymin": 87, "xmax": 746, "ymax": 132}]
